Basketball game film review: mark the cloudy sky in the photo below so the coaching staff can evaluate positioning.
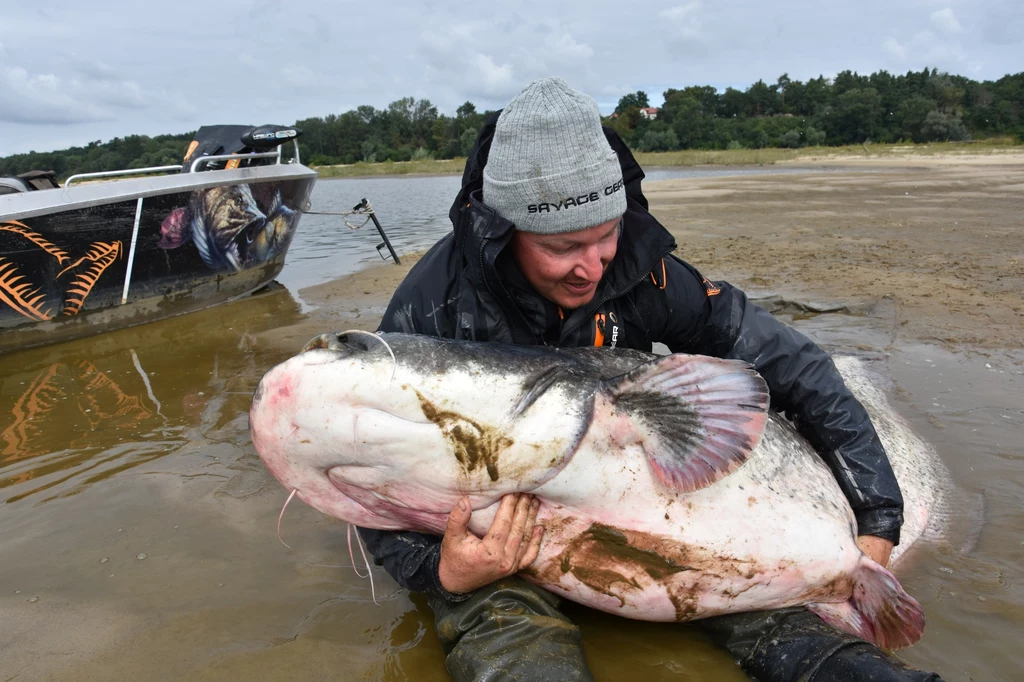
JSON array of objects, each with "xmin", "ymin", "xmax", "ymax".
[{"xmin": 1, "ymin": 0, "xmax": 1021, "ymax": 157}]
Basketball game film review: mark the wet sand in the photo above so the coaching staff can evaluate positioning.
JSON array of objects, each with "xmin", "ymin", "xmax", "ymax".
[
  {"xmin": 275, "ymin": 152, "xmax": 1024, "ymax": 351},
  {"xmin": 2, "ymin": 155, "xmax": 1022, "ymax": 681}
]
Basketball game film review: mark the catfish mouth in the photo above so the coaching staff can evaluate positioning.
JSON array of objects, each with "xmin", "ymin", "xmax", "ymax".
[{"xmin": 326, "ymin": 466, "xmax": 448, "ymax": 533}]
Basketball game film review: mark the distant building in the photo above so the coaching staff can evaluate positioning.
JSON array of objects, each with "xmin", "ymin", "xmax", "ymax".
[{"xmin": 639, "ymin": 107, "xmax": 660, "ymax": 120}]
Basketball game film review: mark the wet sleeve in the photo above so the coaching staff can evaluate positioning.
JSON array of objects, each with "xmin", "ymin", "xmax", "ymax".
[
  {"xmin": 654, "ymin": 257, "xmax": 905, "ymax": 545},
  {"xmin": 357, "ymin": 527, "xmax": 471, "ymax": 601}
]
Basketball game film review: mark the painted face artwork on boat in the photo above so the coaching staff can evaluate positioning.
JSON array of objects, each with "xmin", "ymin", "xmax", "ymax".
[
  {"xmin": 157, "ymin": 185, "xmax": 300, "ymax": 271},
  {"xmin": 0, "ymin": 181, "xmax": 304, "ymax": 325}
]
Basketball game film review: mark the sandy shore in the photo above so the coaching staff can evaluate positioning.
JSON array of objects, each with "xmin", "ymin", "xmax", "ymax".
[
  {"xmin": 3, "ymin": 154, "xmax": 1019, "ymax": 682},
  {"xmin": 265, "ymin": 154, "xmax": 1024, "ymax": 353}
]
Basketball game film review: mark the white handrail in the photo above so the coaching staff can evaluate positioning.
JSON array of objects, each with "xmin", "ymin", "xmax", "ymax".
[
  {"xmin": 64, "ymin": 165, "xmax": 183, "ymax": 188},
  {"xmin": 61, "ymin": 141, "xmax": 296, "ymax": 187},
  {"xmin": 189, "ymin": 148, "xmax": 282, "ymax": 173}
]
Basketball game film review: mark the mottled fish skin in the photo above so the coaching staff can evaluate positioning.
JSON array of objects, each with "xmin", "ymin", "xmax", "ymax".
[{"xmin": 249, "ymin": 334, "xmax": 949, "ymax": 647}]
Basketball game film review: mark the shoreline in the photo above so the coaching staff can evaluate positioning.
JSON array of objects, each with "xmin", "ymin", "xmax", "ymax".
[
  {"xmin": 268, "ymin": 153, "xmax": 1024, "ymax": 354},
  {"xmin": 309, "ymin": 143, "xmax": 1023, "ymax": 179}
]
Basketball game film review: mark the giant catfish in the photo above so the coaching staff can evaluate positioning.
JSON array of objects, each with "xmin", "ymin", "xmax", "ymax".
[{"xmin": 249, "ymin": 332, "xmax": 953, "ymax": 649}]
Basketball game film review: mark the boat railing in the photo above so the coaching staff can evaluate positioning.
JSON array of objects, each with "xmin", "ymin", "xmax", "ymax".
[
  {"xmin": 63, "ymin": 140, "xmax": 302, "ymax": 188},
  {"xmin": 63, "ymin": 165, "xmax": 184, "ymax": 187},
  {"xmin": 188, "ymin": 148, "xmax": 281, "ymax": 173}
]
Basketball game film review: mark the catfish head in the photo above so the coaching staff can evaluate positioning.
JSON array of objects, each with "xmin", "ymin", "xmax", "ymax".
[{"xmin": 249, "ymin": 332, "xmax": 594, "ymax": 533}]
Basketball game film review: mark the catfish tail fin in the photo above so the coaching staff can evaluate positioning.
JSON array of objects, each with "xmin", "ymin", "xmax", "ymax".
[{"xmin": 808, "ymin": 559, "xmax": 924, "ymax": 650}]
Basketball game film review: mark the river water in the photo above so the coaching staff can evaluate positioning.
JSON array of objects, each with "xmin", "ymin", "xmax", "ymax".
[
  {"xmin": 282, "ymin": 168, "xmax": 850, "ymax": 294},
  {"xmin": 1, "ymin": 171, "xmax": 1021, "ymax": 681}
]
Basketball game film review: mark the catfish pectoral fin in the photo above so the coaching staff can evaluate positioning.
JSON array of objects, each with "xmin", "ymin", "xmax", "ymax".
[{"xmin": 603, "ymin": 354, "xmax": 769, "ymax": 492}]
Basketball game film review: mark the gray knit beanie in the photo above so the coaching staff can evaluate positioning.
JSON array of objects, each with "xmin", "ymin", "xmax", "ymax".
[{"xmin": 483, "ymin": 77, "xmax": 626, "ymax": 234}]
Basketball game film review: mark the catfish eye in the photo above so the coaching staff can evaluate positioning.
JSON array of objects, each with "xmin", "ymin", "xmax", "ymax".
[
  {"xmin": 336, "ymin": 333, "xmax": 373, "ymax": 352},
  {"xmin": 301, "ymin": 333, "xmax": 372, "ymax": 354}
]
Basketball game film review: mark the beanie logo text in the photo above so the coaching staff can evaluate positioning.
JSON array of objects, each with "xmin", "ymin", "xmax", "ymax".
[{"xmin": 526, "ymin": 179, "xmax": 624, "ymax": 214}]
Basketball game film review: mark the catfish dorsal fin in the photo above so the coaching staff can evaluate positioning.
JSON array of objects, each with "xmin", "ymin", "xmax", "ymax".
[{"xmin": 603, "ymin": 354, "xmax": 769, "ymax": 492}]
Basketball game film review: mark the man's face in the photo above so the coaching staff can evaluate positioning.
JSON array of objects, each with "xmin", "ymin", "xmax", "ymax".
[{"xmin": 511, "ymin": 216, "xmax": 621, "ymax": 309}]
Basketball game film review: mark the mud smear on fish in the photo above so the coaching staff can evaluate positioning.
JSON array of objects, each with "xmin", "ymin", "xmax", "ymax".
[
  {"xmin": 529, "ymin": 520, "xmax": 779, "ymax": 622},
  {"xmin": 415, "ymin": 390, "xmax": 512, "ymax": 482}
]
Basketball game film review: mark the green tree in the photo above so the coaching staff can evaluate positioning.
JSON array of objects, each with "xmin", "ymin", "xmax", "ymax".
[
  {"xmin": 826, "ymin": 88, "xmax": 884, "ymax": 143},
  {"xmin": 920, "ymin": 111, "xmax": 969, "ymax": 141},
  {"xmin": 895, "ymin": 95, "xmax": 938, "ymax": 141},
  {"xmin": 779, "ymin": 129, "xmax": 801, "ymax": 148},
  {"xmin": 615, "ymin": 91, "xmax": 650, "ymax": 115},
  {"xmin": 636, "ymin": 128, "xmax": 679, "ymax": 152},
  {"xmin": 459, "ymin": 127, "xmax": 479, "ymax": 157},
  {"xmin": 717, "ymin": 87, "xmax": 749, "ymax": 119}
]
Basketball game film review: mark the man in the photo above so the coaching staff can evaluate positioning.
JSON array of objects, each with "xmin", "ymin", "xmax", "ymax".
[{"xmin": 359, "ymin": 78, "xmax": 943, "ymax": 681}]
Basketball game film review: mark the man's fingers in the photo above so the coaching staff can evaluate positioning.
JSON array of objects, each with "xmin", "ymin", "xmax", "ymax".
[
  {"xmin": 507, "ymin": 494, "xmax": 533, "ymax": 541},
  {"xmin": 518, "ymin": 525, "xmax": 544, "ymax": 569},
  {"xmin": 525, "ymin": 497, "xmax": 539, "ymax": 531},
  {"xmin": 511, "ymin": 498, "xmax": 540, "ymax": 565},
  {"xmin": 502, "ymin": 496, "xmax": 531, "ymax": 562},
  {"xmin": 486, "ymin": 493, "xmax": 519, "ymax": 543},
  {"xmin": 444, "ymin": 497, "xmax": 472, "ymax": 544}
]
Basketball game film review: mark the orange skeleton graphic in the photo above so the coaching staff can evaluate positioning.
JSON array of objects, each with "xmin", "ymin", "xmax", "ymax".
[{"xmin": 0, "ymin": 220, "xmax": 122, "ymax": 320}]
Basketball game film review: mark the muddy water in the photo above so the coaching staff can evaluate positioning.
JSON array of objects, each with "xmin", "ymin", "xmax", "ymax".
[{"xmin": 1, "ymin": 285, "xmax": 1021, "ymax": 681}]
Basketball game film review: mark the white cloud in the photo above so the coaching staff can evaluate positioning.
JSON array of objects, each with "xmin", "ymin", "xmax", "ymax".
[
  {"xmin": 930, "ymin": 8, "xmax": 962, "ymax": 34},
  {"xmin": 0, "ymin": 53, "xmax": 193, "ymax": 129},
  {"xmin": 660, "ymin": 2, "xmax": 704, "ymax": 44},
  {"xmin": 0, "ymin": 64, "xmax": 111, "ymax": 125},
  {"xmin": 416, "ymin": 20, "xmax": 598, "ymax": 104},
  {"xmin": 281, "ymin": 66, "xmax": 318, "ymax": 90},
  {"xmin": 883, "ymin": 36, "xmax": 908, "ymax": 60},
  {"xmin": 472, "ymin": 54, "xmax": 516, "ymax": 95},
  {"xmin": 545, "ymin": 33, "xmax": 594, "ymax": 62},
  {"xmin": 882, "ymin": 28, "xmax": 968, "ymax": 67}
]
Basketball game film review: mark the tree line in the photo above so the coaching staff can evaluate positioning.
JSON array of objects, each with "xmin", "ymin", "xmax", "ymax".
[
  {"xmin": 609, "ymin": 69, "xmax": 1023, "ymax": 153},
  {"xmin": 1, "ymin": 68, "xmax": 1021, "ymax": 179}
]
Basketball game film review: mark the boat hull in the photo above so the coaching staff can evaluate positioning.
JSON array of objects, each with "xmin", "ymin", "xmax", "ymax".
[{"xmin": 0, "ymin": 165, "xmax": 316, "ymax": 354}]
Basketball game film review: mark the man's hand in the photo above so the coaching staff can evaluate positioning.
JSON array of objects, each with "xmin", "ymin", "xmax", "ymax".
[
  {"xmin": 857, "ymin": 535, "xmax": 894, "ymax": 568},
  {"xmin": 438, "ymin": 493, "xmax": 544, "ymax": 595}
]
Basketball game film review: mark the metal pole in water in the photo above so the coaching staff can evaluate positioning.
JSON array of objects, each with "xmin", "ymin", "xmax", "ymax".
[
  {"xmin": 354, "ymin": 198, "xmax": 400, "ymax": 265},
  {"xmin": 370, "ymin": 211, "xmax": 401, "ymax": 265}
]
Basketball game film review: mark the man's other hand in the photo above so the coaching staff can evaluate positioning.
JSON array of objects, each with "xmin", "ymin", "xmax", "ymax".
[
  {"xmin": 857, "ymin": 535, "xmax": 895, "ymax": 567},
  {"xmin": 438, "ymin": 493, "xmax": 544, "ymax": 595}
]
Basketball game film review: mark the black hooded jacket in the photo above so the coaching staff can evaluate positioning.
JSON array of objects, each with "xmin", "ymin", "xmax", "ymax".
[{"xmin": 358, "ymin": 116, "xmax": 904, "ymax": 600}]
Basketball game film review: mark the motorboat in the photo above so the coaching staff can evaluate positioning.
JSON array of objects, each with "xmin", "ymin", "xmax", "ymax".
[{"xmin": 0, "ymin": 125, "xmax": 316, "ymax": 354}]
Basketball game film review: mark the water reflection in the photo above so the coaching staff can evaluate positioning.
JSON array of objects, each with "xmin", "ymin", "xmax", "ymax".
[
  {"xmin": 1, "ymin": 358, "xmax": 159, "ymax": 501},
  {"xmin": 0, "ymin": 283, "xmax": 304, "ymax": 506}
]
